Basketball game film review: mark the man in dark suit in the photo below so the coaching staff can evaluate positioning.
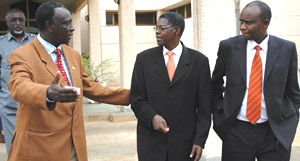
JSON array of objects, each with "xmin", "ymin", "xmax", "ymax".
[
  {"xmin": 130, "ymin": 12, "xmax": 212, "ymax": 161},
  {"xmin": 212, "ymin": 1, "xmax": 300, "ymax": 161}
]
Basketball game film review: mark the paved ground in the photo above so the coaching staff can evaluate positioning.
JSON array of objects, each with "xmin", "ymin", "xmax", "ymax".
[{"xmin": 0, "ymin": 99, "xmax": 300, "ymax": 161}]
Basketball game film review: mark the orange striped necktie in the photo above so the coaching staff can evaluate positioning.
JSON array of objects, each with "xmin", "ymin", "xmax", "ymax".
[
  {"xmin": 246, "ymin": 45, "xmax": 262, "ymax": 124},
  {"xmin": 54, "ymin": 49, "xmax": 70, "ymax": 86},
  {"xmin": 166, "ymin": 51, "xmax": 175, "ymax": 82}
]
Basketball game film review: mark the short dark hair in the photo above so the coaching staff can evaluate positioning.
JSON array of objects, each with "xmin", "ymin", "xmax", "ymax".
[
  {"xmin": 159, "ymin": 12, "xmax": 185, "ymax": 36},
  {"xmin": 35, "ymin": 1, "xmax": 64, "ymax": 31},
  {"xmin": 246, "ymin": 1, "xmax": 272, "ymax": 22},
  {"xmin": 5, "ymin": 8, "xmax": 25, "ymax": 21}
]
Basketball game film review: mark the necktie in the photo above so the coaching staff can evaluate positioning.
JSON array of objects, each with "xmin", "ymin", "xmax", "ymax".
[
  {"xmin": 247, "ymin": 45, "xmax": 262, "ymax": 124},
  {"xmin": 54, "ymin": 49, "xmax": 70, "ymax": 86},
  {"xmin": 166, "ymin": 51, "xmax": 175, "ymax": 82}
]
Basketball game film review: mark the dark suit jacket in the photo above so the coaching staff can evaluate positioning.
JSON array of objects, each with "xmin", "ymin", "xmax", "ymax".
[
  {"xmin": 212, "ymin": 35, "xmax": 300, "ymax": 150},
  {"xmin": 130, "ymin": 42, "xmax": 212, "ymax": 161},
  {"xmin": 7, "ymin": 37, "xmax": 130, "ymax": 161}
]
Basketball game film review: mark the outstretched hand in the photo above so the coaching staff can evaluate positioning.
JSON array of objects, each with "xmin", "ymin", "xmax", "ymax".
[
  {"xmin": 152, "ymin": 115, "xmax": 170, "ymax": 133},
  {"xmin": 47, "ymin": 71, "xmax": 80, "ymax": 103}
]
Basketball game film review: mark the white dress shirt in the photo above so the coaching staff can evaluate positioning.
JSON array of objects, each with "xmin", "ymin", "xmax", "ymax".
[
  {"xmin": 162, "ymin": 42, "xmax": 183, "ymax": 68},
  {"xmin": 236, "ymin": 34, "xmax": 269, "ymax": 123}
]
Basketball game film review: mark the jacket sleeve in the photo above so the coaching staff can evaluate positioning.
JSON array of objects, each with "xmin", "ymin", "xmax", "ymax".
[
  {"xmin": 130, "ymin": 53, "xmax": 157, "ymax": 130},
  {"xmin": 194, "ymin": 56, "xmax": 212, "ymax": 148},
  {"xmin": 211, "ymin": 41, "xmax": 226, "ymax": 110},
  {"xmin": 285, "ymin": 43, "xmax": 300, "ymax": 114},
  {"xmin": 80, "ymin": 53, "xmax": 130, "ymax": 106},
  {"xmin": 8, "ymin": 50, "xmax": 49, "ymax": 110}
]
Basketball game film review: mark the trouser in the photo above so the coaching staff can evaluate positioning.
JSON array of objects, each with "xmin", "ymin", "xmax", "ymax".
[{"xmin": 222, "ymin": 120, "xmax": 291, "ymax": 161}]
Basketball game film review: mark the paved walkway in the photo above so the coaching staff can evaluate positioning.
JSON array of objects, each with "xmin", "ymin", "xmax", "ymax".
[{"xmin": 0, "ymin": 99, "xmax": 300, "ymax": 161}]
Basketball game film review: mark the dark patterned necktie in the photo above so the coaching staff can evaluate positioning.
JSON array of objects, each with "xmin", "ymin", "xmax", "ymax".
[{"xmin": 54, "ymin": 49, "xmax": 70, "ymax": 86}]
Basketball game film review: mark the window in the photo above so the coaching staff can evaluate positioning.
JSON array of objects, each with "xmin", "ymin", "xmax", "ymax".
[
  {"xmin": 170, "ymin": 3, "xmax": 191, "ymax": 19},
  {"xmin": 136, "ymin": 12, "xmax": 156, "ymax": 26},
  {"xmin": 105, "ymin": 12, "xmax": 156, "ymax": 26},
  {"xmin": 106, "ymin": 12, "xmax": 118, "ymax": 25}
]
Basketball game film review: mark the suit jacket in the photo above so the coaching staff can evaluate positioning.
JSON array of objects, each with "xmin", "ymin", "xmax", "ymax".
[
  {"xmin": 130, "ymin": 43, "xmax": 212, "ymax": 161},
  {"xmin": 212, "ymin": 35, "xmax": 300, "ymax": 150},
  {"xmin": 7, "ymin": 37, "xmax": 130, "ymax": 161}
]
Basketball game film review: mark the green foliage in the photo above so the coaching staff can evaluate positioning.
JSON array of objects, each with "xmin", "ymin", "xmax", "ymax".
[{"xmin": 81, "ymin": 53, "xmax": 117, "ymax": 83}]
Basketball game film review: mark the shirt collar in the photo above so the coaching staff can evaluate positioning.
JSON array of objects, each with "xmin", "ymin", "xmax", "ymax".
[
  {"xmin": 163, "ymin": 41, "xmax": 183, "ymax": 56},
  {"xmin": 37, "ymin": 33, "xmax": 62, "ymax": 54},
  {"xmin": 247, "ymin": 34, "xmax": 269, "ymax": 52},
  {"xmin": 7, "ymin": 32, "xmax": 29, "ymax": 42}
]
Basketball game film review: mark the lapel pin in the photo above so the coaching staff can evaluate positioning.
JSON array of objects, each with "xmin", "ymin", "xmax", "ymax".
[{"xmin": 72, "ymin": 66, "xmax": 76, "ymax": 70}]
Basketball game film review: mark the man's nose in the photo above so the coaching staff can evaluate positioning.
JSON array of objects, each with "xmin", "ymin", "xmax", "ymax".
[
  {"xmin": 15, "ymin": 19, "xmax": 21, "ymax": 24},
  {"xmin": 240, "ymin": 22, "xmax": 246, "ymax": 30},
  {"xmin": 69, "ymin": 24, "xmax": 75, "ymax": 32}
]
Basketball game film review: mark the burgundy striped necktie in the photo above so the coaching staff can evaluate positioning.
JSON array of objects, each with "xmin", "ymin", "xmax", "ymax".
[{"xmin": 54, "ymin": 49, "xmax": 70, "ymax": 86}]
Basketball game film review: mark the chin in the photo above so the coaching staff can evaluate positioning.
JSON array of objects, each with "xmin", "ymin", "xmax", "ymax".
[
  {"xmin": 13, "ymin": 30, "xmax": 23, "ymax": 35},
  {"xmin": 157, "ymin": 41, "xmax": 164, "ymax": 46}
]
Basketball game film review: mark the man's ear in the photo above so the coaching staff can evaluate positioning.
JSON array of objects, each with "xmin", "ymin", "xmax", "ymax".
[
  {"xmin": 45, "ymin": 21, "xmax": 54, "ymax": 32},
  {"xmin": 263, "ymin": 19, "xmax": 270, "ymax": 29},
  {"xmin": 174, "ymin": 26, "xmax": 181, "ymax": 35}
]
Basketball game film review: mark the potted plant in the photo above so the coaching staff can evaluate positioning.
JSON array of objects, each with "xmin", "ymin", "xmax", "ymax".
[{"xmin": 81, "ymin": 53, "xmax": 117, "ymax": 103}]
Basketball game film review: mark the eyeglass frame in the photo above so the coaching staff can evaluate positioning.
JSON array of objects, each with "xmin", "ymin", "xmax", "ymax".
[{"xmin": 153, "ymin": 25, "xmax": 174, "ymax": 31}]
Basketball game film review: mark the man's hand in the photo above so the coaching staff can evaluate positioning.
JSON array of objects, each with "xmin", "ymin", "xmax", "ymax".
[
  {"xmin": 152, "ymin": 115, "xmax": 169, "ymax": 133},
  {"xmin": 190, "ymin": 144, "xmax": 202, "ymax": 161},
  {"xmin": 47, "ymin": 71, "xmax": 80, "ymax": 103}
]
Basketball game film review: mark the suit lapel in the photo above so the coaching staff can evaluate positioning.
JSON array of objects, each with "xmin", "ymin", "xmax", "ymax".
[
  {"xmin": 32, "ymin": 38, "xmax": 66, "ymax": 86},
  {"xmin": 170, "ymin": 44, "xmax": 190, "ymax": 87},
  {"xmin": 234, "ymin": 37, "xmax": 247, "ymax": 84},
  {"xmin": 264, "ymin": 35, "xmax": 279, "ymax": 81},
  {"xmin": 153, "ymin": 46, "xmax": 170, "ymax": 85}
]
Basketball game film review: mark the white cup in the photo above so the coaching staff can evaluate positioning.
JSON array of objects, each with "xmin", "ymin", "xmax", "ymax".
[{"xmin": 65, "ymin": 86, "xmax": 80, "ymax": 94}]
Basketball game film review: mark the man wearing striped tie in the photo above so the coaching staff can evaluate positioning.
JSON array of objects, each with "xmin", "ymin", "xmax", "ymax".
[{"xmin": 212, "ymin": 1, "xmax": 300, "ymax": 161}]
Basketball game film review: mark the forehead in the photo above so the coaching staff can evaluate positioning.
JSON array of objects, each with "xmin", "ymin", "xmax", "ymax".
[
  {"xmin": 7, "ymin": 11, "xmax": 25, "ymax": 19},
  {"xmin": 54, "ymin": 7, "xmax": 72, "ymax": 21},
  {"xmin": 157, "ymin": 18, "xmax": 170, "ymax": 26},
  {"xmin": 240, "ymin": 5, "xmax": 261, "ymax": 20}
]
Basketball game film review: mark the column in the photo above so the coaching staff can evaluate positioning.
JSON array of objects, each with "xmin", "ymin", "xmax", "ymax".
[
  {"xmin": 192, "ymin": 0, "xmax": 203, "ymax": 52},
  {"xmin": 118, "ymin": 0, "xmax": 135, "ymax": 112},
  {"xmin": 88, "ymin": 0, "xmax": 102, "ymax": 64},
  {"xmin": 71, "ymin": 11, "xmax": 82, "ymax": 54}
]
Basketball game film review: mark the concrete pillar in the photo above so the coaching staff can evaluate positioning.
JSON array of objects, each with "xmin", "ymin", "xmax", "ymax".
[
  {"xmin": 118, "ymin": 0, "xmax": 135, "ymax": 89},
  {"xmin": 88, "ymin": 0, "xmax": 102, "ymax": 64},
  {"xmin": 71, "ymin": 11, "xmax": 82, "ymax": 54},
  {"xmin": 192, "ymin": 0, "xmax": 203, "ymax": 52},
  {"xmin": 118, "ymin": 0, "xmax": 135, "ymax": 112}
]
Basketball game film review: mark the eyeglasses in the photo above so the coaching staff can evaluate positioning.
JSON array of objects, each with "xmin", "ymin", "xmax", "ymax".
[{"xmin": 153, "ymin": 25, "xmax": 173, "ymax": 31}]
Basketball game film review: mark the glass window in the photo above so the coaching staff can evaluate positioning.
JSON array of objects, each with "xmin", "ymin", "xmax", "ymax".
[
  {"xmin": 106, "ymin": 13, "xmax": 113, "ymax": 25},
  {"xmin": 136, "ymin": 13, "xmax": 156, "ymax": 25},
  {"xmin": 169, "ymin": 3, "xmax": 192, "ymax": 19}
]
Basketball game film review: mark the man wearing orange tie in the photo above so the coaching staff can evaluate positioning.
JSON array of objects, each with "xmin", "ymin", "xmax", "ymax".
[
  {"xmin": 131, "ymin": 12, "xmax": 212, "ymax": 161},
  {"xmin": 212, "ymin": 1, "xmax": 300, "ymax": 161}
]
